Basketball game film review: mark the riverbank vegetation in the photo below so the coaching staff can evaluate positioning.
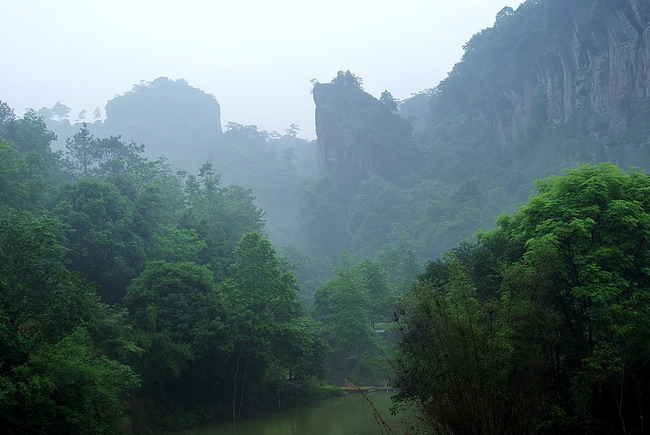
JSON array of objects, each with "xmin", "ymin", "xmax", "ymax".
[
  {"xmin": 393, "ymin": 164, "xmax": 650, "ymax": 434},
  {"xmin": 5, "ymin": 1, "xmax": 650, "ymax": 429},
  {"xmin": 0, "ymin": 104, "xmax": 335, "ymax": 433}
]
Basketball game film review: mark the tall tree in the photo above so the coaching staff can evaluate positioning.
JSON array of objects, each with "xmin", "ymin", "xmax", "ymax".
[
  {"xmin": 123, "ymin": 261, "xmax": 231, "ymax": 407},
  {"xmin": 0, "ymin": 208, "xmax": 138, "ymax": 434},
  {"xmin": 379, "ymin": 90, "xmax": 398, "ymax": 112},
  {"xmin": 178, "ymin": 163, "xmax": 264, "ymax": 279},
  {"xmin": 313, "ymin": 256, "xmax": 375, "ymax": 357},
  {"xmin": 49, "ymin": 179, "xmax": 144, "ymax": 303},
  {"xmin": 65, "ymin": 124, "xmax": 96, "ymax": 177},
  {"xmin": 219, "ymin": 232, "xmax": 305, "ymax": 418},
  {"xmin": 64, "ymin": 125, "xmax": 146, "ymax": 179},
  {"xmin": 395, "ymin": 163, "xmax": 650, "ymax": 433}
]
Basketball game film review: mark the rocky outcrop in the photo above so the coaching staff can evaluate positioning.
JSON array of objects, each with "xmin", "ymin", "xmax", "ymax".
[
  {"xmin": 103, "ymin": 77, "xmax": 223, "ymax": 170},
  {"xmin": 437, "ymin": 0, "xmax": 650, "ymax": 168},
  {"xmin": 313, "ymin": 82, "xmax": 415, "ymax": 192}
]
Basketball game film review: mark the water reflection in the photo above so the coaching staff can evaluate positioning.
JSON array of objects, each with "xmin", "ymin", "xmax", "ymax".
[{"xmin": 176, "ymin": 392, "xmax": 405, "ymax": 435}]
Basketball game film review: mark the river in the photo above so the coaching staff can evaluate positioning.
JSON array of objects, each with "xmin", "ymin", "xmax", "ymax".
[{"xmin": 175, "ymin": 392, "xmax": 410, "ymax": 435}]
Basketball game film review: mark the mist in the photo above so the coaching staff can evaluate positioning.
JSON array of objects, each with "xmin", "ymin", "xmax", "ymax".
[
  {"xmin": 2, "ymin": 0, "xmax": 519, "ymax": 137},
  {"xmin": 5, "ymin": 0, "xmax": 650, "ymax": 433}
]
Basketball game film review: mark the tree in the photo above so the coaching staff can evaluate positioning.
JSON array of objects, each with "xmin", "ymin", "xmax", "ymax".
[
  {"xmin": 284, "ymin": 123, "xmax": 300, "ymax": 137},
  {"xmin": 49, "ymin": 179, "xmax": 144, "ymax": 303},
  {"xmin": 0, "ymin": 208, "xmax": 100, "ymax": 341},
  {"xmin": 123, "ymin": 261, "xmax": 230, "ymax": 406},
  {"xmin": 51, "ymin": 101, "xmax": 71, "ymax": 121},
  {"xmin": 394, "ymin": 251, "xmax": 549, "ymax": 434},
  {"xmin": 0, "ymin": 208, "xmax": 138, "ymax": 434},
  {"xmin": 178, "ymin": 163, "xmax": 264, "ymax": 279},
  {"xmin": 497, "ymin": 163, "xmax": 650, "ymax": 432},
  {"xmin": 3, "ymin": 328, "xmax": 139, "ymax": 434},
  {"xmin": 64, "ymin": 125, "xmax": 146, "ymax": 179},
  {"xmin": 219, "ymin": 232, "xmax": 306, "ymax": 418},
  {"xmin": 296, "ymin": 176, "xmax": 350, "ymax": 258},
  {"xmin": 395, "ymin": 163, "xmax": 650, "ymax": 433},
  {"xmin": 349, "ymin": 176, "xmax": 409, "ymax": 256},
  {"xmin": 313, "ymin": 255, "xmax": 375, "ymax": 356},
  {"xmin": 331, "ymin": 70, "xmax": 363, "ymax": 89},
  {"xmin": 65, "ymin": 124, "xmax": 96, "ymax": 177},
  {"xmin": 380, "ymin": 90, "xmax": 398, "ymax": 112},
  {"xmin": 0, "ymin": 140, "xmax": 44, "ymax": 211},
  {"xmin": 1, "ymin": 110, "xmax": 60, "ymax": 181},
  {"xmin": 151, "ymin": 225, "xmax": 207, "ymax": 263},
  {"xmin": 495, "ymin": 6, "xmax": 515, "ymax": 25},
  {"xmin": 0, "ymin": 100, "xmax": 15, "ymax": 136},
  {"xmin": 93, "ymin": 135, "xmax": 146, "ymax": 178},
  {"xmin": 357, "ymin": 259, "xmax": 392, "ymax": 327}
]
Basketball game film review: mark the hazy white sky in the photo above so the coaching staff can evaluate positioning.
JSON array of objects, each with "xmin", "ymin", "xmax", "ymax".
[{"xmin": 1, "ymin": 0, "xmax": 520, "ymax": 138}]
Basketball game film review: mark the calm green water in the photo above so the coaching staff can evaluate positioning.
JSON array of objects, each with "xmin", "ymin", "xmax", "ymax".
[{"xmin": 176, "ymin": 392, "xmax": 406, "ymax": 435}]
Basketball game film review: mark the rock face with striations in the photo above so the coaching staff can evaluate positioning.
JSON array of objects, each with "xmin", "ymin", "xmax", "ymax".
[
  {"xmin": 431, "ymin": 0, "xmax": 650, "ymax": 169},
  {"xmin": 313, "ymin": 78, "xmax": 415, "ymax": 192}
]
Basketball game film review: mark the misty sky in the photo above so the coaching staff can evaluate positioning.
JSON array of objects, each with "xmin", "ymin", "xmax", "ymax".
[{"xmin": 1, "ymin": 0, "xmax": 520, "ymax": 138}]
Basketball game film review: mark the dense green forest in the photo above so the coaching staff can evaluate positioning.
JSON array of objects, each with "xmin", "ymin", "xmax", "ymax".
[
  {"xmin": 3, "ymin": 0, "xmax": 650, "ymax": 433},
  {"xmin": 0, "ymin": 103, "xmax": 337, "ymax": 432},
  {"xmin": 394, "ymin": 164, "xmax": 650, "ymax": 433}
]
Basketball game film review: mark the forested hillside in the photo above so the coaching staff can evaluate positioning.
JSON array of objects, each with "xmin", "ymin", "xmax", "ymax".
[
  {"xmin": 403, "ymin": 0, "xmax": 650, "ymax": 187},
  {"xmin": 0, "ymin": 103, "xmax": 332, "ymax": 433},
  {"xmin": 296, "ymin": 0, "xmax": 650, "ymax": 290},
  {"xmin": 394, "ymin": 164, "xmax": 650, "ymax": 433},
  {"xmin": 3, "ymin": 0, "xmax": 650, "ymax": 433}
]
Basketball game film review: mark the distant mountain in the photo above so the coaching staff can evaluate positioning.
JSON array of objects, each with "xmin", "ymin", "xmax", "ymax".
[
  {"xmin": 103, "ymin": 77, "xmax": 223, "ymax": 169},
  {"xmin": 40, "ymin": 77, "xmax": 224, "ymax": 171},
  {"xmin": 402, "ymin": 0, "xmax": 650, "ymax": 181},
  {"xmin": 301, "ymin": 1, "xmax": 650, "ymax": 263}
]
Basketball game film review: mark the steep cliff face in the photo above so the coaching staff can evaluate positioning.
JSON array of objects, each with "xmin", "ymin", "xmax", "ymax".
[
  {"xmin": 313, "ymin": 81, "xmax": 415, "ymax": 192},
  {"xmin": 433, "ymin": 0, "xmax": 650, "ymax": 169}
]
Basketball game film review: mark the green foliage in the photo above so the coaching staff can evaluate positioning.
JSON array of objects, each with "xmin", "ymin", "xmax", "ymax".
[
  {"xmin": 0, "ymin": 109, "xmax": 62, "ymax": 184},
  {"xmin": 499, "ymin": 164, "xmax": 650, "ymax": 427},
  {"xmin": 379, "ymin": 90, "xmax": 398, "ymax": 112},
  {"xmin": 5, "ymin": 328, "xmax": 139, "ymax": 434},
  {"xmin": 125, "ymin": 261, "xmax": 225, "ymax": 350},
  {"xmin": 0, "ymin": 208, "xmax": 101, "ymax": 339},
  {"xmin": 314, "ymin": 259, "xmax": 373, "ymax": 356},
  {"xmin": 348, "ymin": 176, "xmax": 410, "ymax": 256},
  {"xmin": 277, "ymin": 245, "xmax": 334, "ymax": 308},
  {"xmin": 151, "ymin": 225, "xmax": 208, "ymax": 263},
  {"xmin": 64, "ymin": 125, "xmax": 95, "ymax": 177},
  {"xmin": 395, "ymin": 253, "xmax": 549, "ymax": 434},
  {"xmin": 49, "ymin": 178, "xmax": 144, "ymax": 303},
  {"xmin": 178, "ymin": 163, "xmax": 264, "ymax": 278},
  {"xmin": 63, "ymin": 124, "xmax": 146, "ymax": 179},
  {"xmin": 123, "ymin": 260, "xmax": 231, "ymax": 407},
  {"xmin": 330, "ymin": 70, "xmax": 364, "ymax": 89},
  {"xmin": 314, "ymin": 255, "xmax": 392, "ymax": 356},
  {"xmin": 395, "ymin": 163, "xmax": 650, "ymax": 433},
  {"xmin": 221, "ymin": 232, "xmax": 304, "ymax": 364},
  {"xmin": 2, "ymin": 110, "xmax": 58, "ymax": 158},
  {"xmin": 219, "ymin": 232, "xmax": 323, "ymax": 419},
  {"xmin": 0, "ymin": 99, "xmax": 336, "ymax": 431},
  {"xmin": 296, "ymin": 176, "xmax": 350, "ymax": 258},
  {"xmin": 210, "ymin": 122, "xmax": 316, "ymax": 246},
  {"xmin": 0, "ymin": 100, "xmax": 15, "ymax": 131},
  {"xmin": 0, "ymin": 207, "xmax": 139, "ymax": 434},
  {"xmin": 0, "ymin": 140, "xmax": 44, "ymax": 211}
]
